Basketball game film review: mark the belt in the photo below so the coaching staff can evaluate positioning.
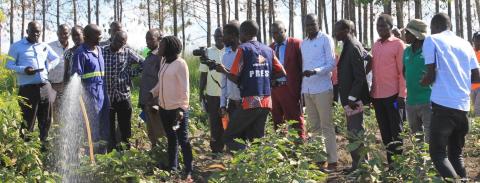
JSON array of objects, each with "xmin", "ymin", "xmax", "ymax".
[
  {"xmin": 20, "ymin": 83, "xmax": 47, "ymax": 88},
  {"xmin": 228, "ymin": 99, "xmax": 242, "ymax": 108}
]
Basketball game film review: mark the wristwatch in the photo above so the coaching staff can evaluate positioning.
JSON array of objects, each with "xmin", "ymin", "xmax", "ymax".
[{"xmin": 348, "ymin": 96, "xmax": 357, "ymax": 101}]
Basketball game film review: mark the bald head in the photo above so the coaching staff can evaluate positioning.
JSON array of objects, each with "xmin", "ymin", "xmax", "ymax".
[
  {"xmin": 84, "ymin": 24, "xmax": 102, "ymax": 46},
  {"xmin": 431, "ymin": 13, "xmax": 451, "ymax": 34},
  {"xmin": 26, "ymin": 21, "xmax": 42, "ymax": 43},
  {"xmin": 57, "ymin": 24, "xmax": 70, "ymax": 44},
  {"xmin": 110, "ymin": 31, "xmax": 128, "ymax": 52},
  {"xmin": 146, "ymin": 28, "xmax": 163, "ymax": 50},
  {"xmin": 271, "ymin": 21, "xmax": 287, "ymax": 44},
  {"xmin": 305, "ymin": 14, "xmax": 319, "ymax": 38},
  {"xmin": 109, "ymin": 21, "xmax": 123, "ymax": 39},
  {"xmin": 214, "ymin": 27, "xmax": 224, "ymax": 49}
]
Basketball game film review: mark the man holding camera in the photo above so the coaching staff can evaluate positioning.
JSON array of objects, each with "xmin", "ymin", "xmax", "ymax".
[
  {"xmin": 6, "ymin": 21, "xmax": 59, "ymax": 147},
  {"xmin": 199, "ymin": 27, "xmax": 226, "ymax": 154}
]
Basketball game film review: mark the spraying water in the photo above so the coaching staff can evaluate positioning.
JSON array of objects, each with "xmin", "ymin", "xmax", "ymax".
[{"xmin": 56, "ymin": 74, "xmax": 88, "ymax": 182}]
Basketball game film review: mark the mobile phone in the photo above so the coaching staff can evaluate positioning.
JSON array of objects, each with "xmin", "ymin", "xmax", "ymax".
[{"xmin": 33, "ymin": 68, "xmax": 44, "ymax": 72}]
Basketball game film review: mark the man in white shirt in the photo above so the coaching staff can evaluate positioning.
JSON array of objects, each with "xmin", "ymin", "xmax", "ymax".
[
  {"xmin": 301, "ymin": 14, "xmax": 337, "ymax": 172},
  {"xmin": 200, "ymin": 27, "xmax": 226, "ymax": 154},
  {"xmin": 48, "ymin": 24, "xmax": 73, "ymax": 94},
  {"xmin": 220, "ymin": 23, "xmax": 242, "ymax": 119},
  {"xmin": 421, "ymin": 13, "xmax": 480, "ymax": 180}
]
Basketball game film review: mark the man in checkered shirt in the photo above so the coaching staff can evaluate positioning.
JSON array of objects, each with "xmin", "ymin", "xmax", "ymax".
[{"xmin": 102, "ymin": 30, "xmax": 144, "ymax": 150}]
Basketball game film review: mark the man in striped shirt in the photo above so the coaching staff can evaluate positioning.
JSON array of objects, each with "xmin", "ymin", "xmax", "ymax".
[{"xmin": 102, "ymin": 31, "xmax": 144, "ymax": 150}]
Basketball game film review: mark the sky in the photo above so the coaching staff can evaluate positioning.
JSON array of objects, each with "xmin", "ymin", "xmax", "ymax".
[{"xmin": 1, "ymin": 0, "xmax": 479, "ymax": 54}]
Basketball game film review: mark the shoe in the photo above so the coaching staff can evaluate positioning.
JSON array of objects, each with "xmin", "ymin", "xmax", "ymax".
[
  {"xmin": 320, "ymin": 162, "xmax": 337, "ymax": 173},
  {"xmin": 184, "ymin": 172, "xmax": 193, "ymax": 182},
  {"xmin": 342, "ymin": 167, "xmax": 356, "ymax": 175}
]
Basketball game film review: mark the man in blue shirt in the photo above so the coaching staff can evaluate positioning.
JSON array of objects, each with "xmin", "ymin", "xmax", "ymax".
[
  {"xmin": 6, "ymin": 21, "xmax": 59, "ymax": 145},
  {"xmin": 72, "ymin": 24, "xmax": 111, "ymax": 153}
]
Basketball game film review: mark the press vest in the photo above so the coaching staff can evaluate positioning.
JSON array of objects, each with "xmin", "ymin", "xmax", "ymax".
[{"xmin": 238, "ymin": 41, "xmax": 273, "ymax": 97}]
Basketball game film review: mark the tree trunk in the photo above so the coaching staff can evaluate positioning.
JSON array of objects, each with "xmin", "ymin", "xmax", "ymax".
[
  {"xmin": 322, "ymin": 0, "xmax": 328, "ymax": 34},
  {"xmin": 341, "ymin": 0, "xmax": 344, "ymax": 19},
  {"xmin": 459, "ymin": 0, "xmax": 464, "ymax": 38},
  {"xmin": 288, "ymin": 0, "xmax": 294, "ymax": 37},
  {"xmin": 57, "ymin": 0, "xmax": 60, "ymax": 27},
  {"xmin": 173, "ymin": 0, "xmax": 177, "ymax": 36},
  {"xmin": 119, "ymin": 0, "xmax": 123, "ymax": 22},
  {"xmin": 318, "ymin": 0, "xmax": 322, "ymax": 31},
  {"xmin": 256, "ymin": 0, "xmax": 262, "ymax": 42},
  {"xmin": 88, "ymin": 0, "xmax": 91, "ymax": 23},
  {"xmin": 300, "ymin": 0, "xmax": 306, "ymax": 37},
  {"xmin": 181, "ymin": 0, "xmax": 185, "ymax": 56},
  {"xmin": 147, "ymin": 0, "xmax": 151, "ymax": 29},
  {"xmin": 10, "ymin": 0, "xmax": 14, "ymax": 44},
  {"xmin": 414, "ymin": 0, "xmax": 421, "ymax": 19},
  {"xmin": 344, "ymin": 0, "xmax": 349, "ymax": 20},
  {"xmin": 350, "ymin": 0, "xmax": 355, "ymax": 24},
  {"xmin": 370, "ymin": 1, "xmax": 374, "ymax": 47},
  {"xmin": 96, "ymin": 0, "xmax": 99, "ymax": 25},
  {"xmin": 467, "ymin": 0, "xmax": 472, "ymax": 42},
  {"xmin": 73, "ymin": 0, "xmax": 77, "ymax": 25},
  {"xmin": 363, "ymin": 3, "xmax": 368, "ymax": 45},
  {"xmin": 235, "ymin": 0, "xmax": 239, "ymax": 20},
  {"xmin": 158, "ymin": 0, "xmax": 162, "ymax": 29},
  {"xmin": 435, "ymin": 0, "xmax": 440, "ymax": 13},
  {"xmin": 268, "ymin": 0, "xmax": 274, "ymax": 41},
  {"xmin": 476, "ymin": 0, "xmax": 480, "ymax": 27},
  {"xmin": 332, "ymin": 0, "xmax": 337, "ymax": 36},
  {"xmin": 114, "ymin": 0, "xmax": 117, "ymax": 21},
  {"xmin": 22, "ymin": 0, "xmax": 25, "ymax": 38},
  {"xmin": 262, "ymin": 0, "xmax": 266, "ymax": 43},
  {"xmin": 383, "ymin": 0, "xmax": 391, "ymax": 15},
  {"xmin": 33, "ymin": 0, "xmax": 36, "ymax": 21},
  {"xmin": 396, "ymin": 0, "xmax": 404, "ymax": 28},
  {"xmin": 358, "ymin": 4, "xmax": 362, "ymax": 41},
  {"xmin": 407, "ymin": 0, "xmax": 411, "ymax": 20},
  {"xmin": 227, "ymin": 0, "xmax": 231, "ymax": 21},
  {"xmin": 222, "ymin": 0, "xmax": 227, "ymax": 25},
  {"xmin": 42, "ymin": 0, "xmax": 46, "ymax": 42},
  {"xmin": 247, "ymin": 0, "xmax": 253, "ymax": 20},
  {"xmin": 207, "ymin": 0, "xmax": 212, "ymax": 47},
  {"xmin": 216, "ymin": 0, "xmax": 220, "ymax": 27},
  {"xmin": 448, "ymin": 0, "xmax": 452, "ymax": 18}
]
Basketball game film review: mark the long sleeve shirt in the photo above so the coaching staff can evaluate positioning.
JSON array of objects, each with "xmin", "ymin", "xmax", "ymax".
[
  {"xmin": 371, "ymin": 35, "xmax": 406, "ymax": 99},
  {"xmin": 6, "ymin": 38, "xmax": 59, "ymax": 86},
  {"xmin": 220, "ymin": 47, "xmax": 241, "ymax": 107},
  {"xmin": 300, "ymin": 31, "xmax": 336, "ymax": 94},
  {"xmin": 48, "ymin": 40, "xmax": 73, "ymax": 83},
  {"xmin": 151, "ymin": 58, "xmax": 189, "ymax": 111}
]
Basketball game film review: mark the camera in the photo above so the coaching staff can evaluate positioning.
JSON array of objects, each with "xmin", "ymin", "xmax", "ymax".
[{"xmin": 193, "ymin": 47, "xmax": 219, "ymax": 70}]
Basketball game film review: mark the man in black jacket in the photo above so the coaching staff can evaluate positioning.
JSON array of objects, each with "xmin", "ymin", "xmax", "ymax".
[{"xmin": 334, "ymin": 20, "xmax": 371, "ymax": 173}]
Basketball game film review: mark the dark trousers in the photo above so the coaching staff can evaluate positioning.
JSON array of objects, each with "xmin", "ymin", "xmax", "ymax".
[
  {"xmin": 109, "ymin": 99, "xmax": 132, "ymax": 149},
  {"xmin": 18, "ymin": 83, "xmax": 53, "ymax": 142},
  {"xmin": 333, "ymin": 84, "xmax": 340, "ymax": 103},
  {"xmin": 346, "ymin": 111, "xmax": 366, "ymax": 169},
  {"xmin": 159, "ymin": 108, "xmax": 193, "ymax": 174},
  {"xmin": 206, "ymin": 95, "xmax": 224, "ymax": 153},
  {"xmin": 223, "ymin": 107, "xmax": 269, "ymax": 151},
  {"xmin": 430, "ymin": 103, "xmax": 468, "ymax": 179},
  {"xmin": 372, "ymin": 94, "xmax": 403, "ymax": 164},
  {"xmin": 271, "ymin": 85, "xmax": 305, "ymax": 139}
]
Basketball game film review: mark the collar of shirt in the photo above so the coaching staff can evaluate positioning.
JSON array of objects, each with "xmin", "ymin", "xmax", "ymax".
[
  {"xmin": 376, "ymin": 35, "xmax": 398, "ymax": 44},
  {"xmin": 306, "ymin": 31, "xmax": 324, "ymax": 40},
  {"xmin": 52, "ymin": 40, "xmax": 74, "ymax": 50},
  {"xmin": 21, "ymin": 37, "xmax": 41, "ymax": 46},
  {"xmin": 274, "ymin": 39, "xmax": 287, "ymax": 47},
  {"xmin": 81, "ymin": 44, "xmax": 100, "ymax": 57}
]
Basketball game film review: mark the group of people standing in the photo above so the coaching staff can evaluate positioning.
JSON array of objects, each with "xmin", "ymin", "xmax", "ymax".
[
  {"xmin": 200, "ymin": 13, "xmax": 478, "ymax": 181},
  {"xmin": 6, "ymin": 11, "xmax": 478, "ymax": 181}
]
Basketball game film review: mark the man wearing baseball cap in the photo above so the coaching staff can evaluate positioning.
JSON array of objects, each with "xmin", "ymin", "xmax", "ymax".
[{"xmin": 403, "ymin": 19, "xmax": 431, "ymax": 143}]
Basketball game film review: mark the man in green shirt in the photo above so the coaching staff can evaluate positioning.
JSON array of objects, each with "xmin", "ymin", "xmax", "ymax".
[{"xmin": 403, "ymin": 19, "xmax": 431, "ymax": 142}]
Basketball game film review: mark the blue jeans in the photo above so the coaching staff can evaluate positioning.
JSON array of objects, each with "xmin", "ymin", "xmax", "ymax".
[{"xmin": 159, "ymin": 108, "xmax": 193, "ymax": 174}]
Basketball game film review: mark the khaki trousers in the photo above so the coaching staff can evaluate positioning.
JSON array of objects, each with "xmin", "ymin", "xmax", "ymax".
[{"xmin": 304, "ymin": 90, "xmax": 338, "ymax": 163}]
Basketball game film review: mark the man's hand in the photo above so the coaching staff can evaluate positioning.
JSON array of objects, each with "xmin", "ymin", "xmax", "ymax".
[
  {"xmin": 24, "ymin": 67, "xmax": 36, "ymax": 75},
  {"xmin": 303, "ymin": 70, "xmax": 316, "ymax": 77},
  {"xmin": 175, "ymin": 109, "xmax": 184, "ymax": 122},
  {"xmin": 348, "ymin": 100, "xmax": 359, "ymax": 110},
  {"xmin": 397, "ymin": 97, "xmax": 405, "ymax": 109},
  {"xmin": 220, "ymin": 107, "xmax": 227, "ymax": 117},
  {"xmin": 215, "ymin": 64, "xmax": 229, "ymax": 74}
]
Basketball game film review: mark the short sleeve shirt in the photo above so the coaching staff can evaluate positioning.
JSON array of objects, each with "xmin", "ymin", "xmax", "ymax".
[
  {"xmin": 199, "ymin": 46, "xmax": 225, "ymax": 96},
  {"xmin": 403, "ymin": 46, "xmax": 431, "ymax": 105},
  {"xmin": 423, "ymin": 31, "xmax": 479, "ymax": 111}
]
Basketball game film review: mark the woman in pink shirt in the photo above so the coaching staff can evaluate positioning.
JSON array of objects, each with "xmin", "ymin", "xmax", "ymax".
[{"xmin": 150, "ymin": 36, "xmax": 193, "ymax": 180}]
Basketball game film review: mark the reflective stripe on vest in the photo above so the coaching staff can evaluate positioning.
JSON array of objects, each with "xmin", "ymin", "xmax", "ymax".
[{"xmin": 81, "ymin": 71, "xmax": 104, "ymax": 79}]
